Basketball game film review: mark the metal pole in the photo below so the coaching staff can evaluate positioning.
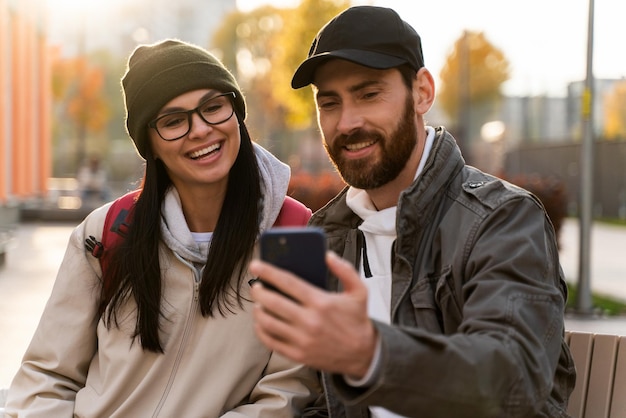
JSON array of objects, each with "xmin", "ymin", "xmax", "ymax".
[
  {"xmin": 458, "ymin": 31, "xmax": 471, "ymax": 165},
  {"xmin": 76, "ymin": 12, "xmax": 87, "ymax": 171},
  {"xmin": 576, "ymin": 0, "xmax": 595, "ymax": 314}
]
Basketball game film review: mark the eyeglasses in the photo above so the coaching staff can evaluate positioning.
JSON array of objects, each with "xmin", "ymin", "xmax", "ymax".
[{"xmin": 148, "ymin": 92, "xmax": 236, "ymax": 141}]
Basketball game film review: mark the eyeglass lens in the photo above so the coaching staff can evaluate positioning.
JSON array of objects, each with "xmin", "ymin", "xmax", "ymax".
[{"xmin": 154, "ymin": 93, "xmax": 235, "ymax": 141}]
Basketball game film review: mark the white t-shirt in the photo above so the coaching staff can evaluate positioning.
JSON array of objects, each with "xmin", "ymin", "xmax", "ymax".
[{"xmin": 190, "ymin": 232, "xmax": 213, "ymax": 244}]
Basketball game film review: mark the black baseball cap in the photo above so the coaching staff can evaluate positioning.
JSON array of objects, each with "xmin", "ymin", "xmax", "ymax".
[{"xmin": 291, "ymin": 6, "xmax": 424, "ymax": 89}]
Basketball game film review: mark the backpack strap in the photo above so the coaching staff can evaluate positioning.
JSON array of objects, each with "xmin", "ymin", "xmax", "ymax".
[
  {"xmin": 273, "ymin": 196, "xmax": 312, "ymax": 227},
  {"xmin": 85, "ymin": 190, "xmax": 140, "ymax": 274}
]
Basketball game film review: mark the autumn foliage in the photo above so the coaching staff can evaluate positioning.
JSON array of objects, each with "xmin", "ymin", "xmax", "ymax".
[
  {"xmin": 603, "ymin": 79, "xmax": 626, "ymax": 140},
  {"xmin": 52, "ymin": 56, "xmax": 110, "ymax": 134},
  {"xmin": 212, "ymin": 0, "xmax": 350, "ymax": 131},
  {"xmin": 438, "ymin": 30, "xmax": 510, "ymax": 120}
]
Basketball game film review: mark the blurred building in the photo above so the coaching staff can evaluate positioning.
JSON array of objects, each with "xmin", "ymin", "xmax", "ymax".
[
  {"xmin": 566, "ymin": 78, "xmax": 624, "ymax": 140},
  {"xmin": 496, "ymin": 78, "xmax": 624, "ymax": 146},
  {"xmin": 0, "ymin": 0, "xmax": 52, "ymax": 232},
  {"xmin": 47, "ymin": 0, "xmax": 237, "ymax": 58},
  {"xmin": 501, "ymin": 95, "xmax": 569, "ymax": 144}
]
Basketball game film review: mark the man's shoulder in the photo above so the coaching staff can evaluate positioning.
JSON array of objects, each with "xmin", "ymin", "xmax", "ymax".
[
  {"xmin": 455, "ymin": 166, "xmax": 540, "ymax": 214},
  {"xmin": 309, "ymin": 187, "xmax": 352, "ymax": 225}
]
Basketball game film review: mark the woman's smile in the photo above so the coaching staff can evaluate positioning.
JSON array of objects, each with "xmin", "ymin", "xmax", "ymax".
[{"xmin": 188, "ymin": 141, "xmax": 223, "ymax": 160}]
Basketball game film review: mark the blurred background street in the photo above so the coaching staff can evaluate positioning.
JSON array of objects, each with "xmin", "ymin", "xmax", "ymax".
[{"xmin": 0, "ymin": 221, "xmax": 74, "ymax": 389}]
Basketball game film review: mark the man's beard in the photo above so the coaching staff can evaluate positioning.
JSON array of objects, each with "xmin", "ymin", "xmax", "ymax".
[{"xmin": 324, "ymin": 95, "xmax": 418, "ymax": 190}]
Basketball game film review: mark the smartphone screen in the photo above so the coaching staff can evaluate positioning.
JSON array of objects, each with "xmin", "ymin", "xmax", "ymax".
[{"xmin": 258, "ymin": 227, "xmax": 328, "ymax": 291}]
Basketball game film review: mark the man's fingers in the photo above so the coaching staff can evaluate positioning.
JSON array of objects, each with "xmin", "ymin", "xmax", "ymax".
[
  {"xmin": 326, "ymin": 251, "xmax": 365, "ymax": 295},
  {"xmin": 253, "ymin": 300, "xmax": 294, "ymax": 338},
  {"xmin": 249, "ymin": 258, "xmax": 326, "ymax": 304},
  {"xmin": 250, "ymin": 280, "xmax": 299, "ymax": 321}
]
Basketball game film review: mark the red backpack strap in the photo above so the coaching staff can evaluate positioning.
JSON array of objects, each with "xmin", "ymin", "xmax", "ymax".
[
  {"xmin": 273, "ymin": 196, "xmax": 312, "ymax": 227},
  {"xmin": 85, "ymin": 190, "xmax": 140, "ymax": 275}
]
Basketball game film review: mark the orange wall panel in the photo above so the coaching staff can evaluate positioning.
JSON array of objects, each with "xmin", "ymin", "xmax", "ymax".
[
  {"xmin": 11, "ymin": 14, "xmax": 26, "ymax": 196},
  {"xmin": 0, "ymin": 0, "xmax": 7, "ymax": 203},
  {"xmin": 39, "ymin": 34, "xmax": 51, "ymax": 194},
  {"xmin": 2, "ymin": 0, "xmax": 52, "ymax": 203},
  {"xmin": 23, "ymin": 19, "xmax": 35, "ymax": 196}
]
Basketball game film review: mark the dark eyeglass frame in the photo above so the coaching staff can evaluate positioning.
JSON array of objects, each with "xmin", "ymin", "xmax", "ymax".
[{"xmin": 148, "ymin": 91, "xmax": 237, "ymax": 141}]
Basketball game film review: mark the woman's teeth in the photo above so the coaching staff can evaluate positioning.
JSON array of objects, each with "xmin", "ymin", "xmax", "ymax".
[{"xmin": 189, "ymin": 143, "xmax": 221, "ymax": 159}]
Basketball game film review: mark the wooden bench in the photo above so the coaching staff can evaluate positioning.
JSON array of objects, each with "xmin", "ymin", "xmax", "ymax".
[{"xmin": 566, "ymin": 330, "xmax": 626, "ymax": 418}]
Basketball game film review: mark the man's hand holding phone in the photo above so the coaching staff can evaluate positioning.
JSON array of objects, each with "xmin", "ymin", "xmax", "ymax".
[{"xmin": 249, "ymin": 229, "xmax": 378, "ymax": 379}]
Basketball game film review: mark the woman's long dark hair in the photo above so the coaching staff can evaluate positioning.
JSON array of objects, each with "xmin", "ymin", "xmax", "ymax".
[{"xmin": 100, "ymin": 116, "xmax": 261, "ymax": 353}]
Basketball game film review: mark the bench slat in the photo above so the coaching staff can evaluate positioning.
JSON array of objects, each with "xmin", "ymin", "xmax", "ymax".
[
  {"xmin": 585, "ymin": 334, "xmax": 619, "ymax": 417},
  {"xmin": 610, "ymin": 335, "xmax": 626, "ymax": 418},
  {"xmin": 567, "ymin": 331, "xmax": 594, "ymax": 417}
]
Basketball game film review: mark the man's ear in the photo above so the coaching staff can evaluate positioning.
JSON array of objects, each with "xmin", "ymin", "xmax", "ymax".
[{"xmin": 412, "ymin": 68, "xmax": 435, "ymax": 114}]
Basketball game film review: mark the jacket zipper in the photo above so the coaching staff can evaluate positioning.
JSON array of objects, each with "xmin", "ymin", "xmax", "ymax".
[{"xmin": 152, "ymin": 255, "xmax": 201, "ymax": 417}]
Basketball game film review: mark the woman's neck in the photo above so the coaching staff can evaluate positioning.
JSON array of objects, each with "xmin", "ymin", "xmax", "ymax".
[{"xmin": 175, "ymin": 183, "xmax": 227, "ymax": 233}]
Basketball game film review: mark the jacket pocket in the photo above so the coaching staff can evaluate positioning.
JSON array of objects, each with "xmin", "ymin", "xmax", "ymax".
[{"xmin": 410, "ymin": 266, "xmax": 462, "ymax": 334}]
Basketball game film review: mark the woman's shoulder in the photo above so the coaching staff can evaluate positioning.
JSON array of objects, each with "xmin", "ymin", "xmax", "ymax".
[{"xmin": 77, "ymin": 199, "xmax": 116, "ymax": 242}]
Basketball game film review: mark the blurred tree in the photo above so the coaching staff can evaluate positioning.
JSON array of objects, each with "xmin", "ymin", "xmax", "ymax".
[
  {"xmin": 211, "ymin": 0, "xmax": 349, "ymax": 162},
  {"xmin": 51, "ymin": 57, "xmax": 78, "ymax": 102},
  {"xmin": 603, "ymin": 79, "xmax": 626, "ymax": 140},
  {"xmin": 270, "ymin": 0, "xmax": 349, "ymax": 129},
  {"xmin": 89, "ymin": 49, "xmax": 128, "ymax": 142},
  {"xmin": 67, "ymin": 60, "xmax": 110, "ymax": 134},
  {"xmin": 438, "ymin": 31, "xmax": 510, "ymax": 120},
  {"xmin": 212, "ymin": 6, "xmax": 287, "ymax": 137},
  {"xmin": 211, "ymin": 9, "xmax": 243, "ymax": 75},
  {"xmin": 51, "ymin": 55, "xmax": 111, "ymax": 170},
  {"xmin": 437, "ymin": 31, "xmax": 510, "ymax": 166}
]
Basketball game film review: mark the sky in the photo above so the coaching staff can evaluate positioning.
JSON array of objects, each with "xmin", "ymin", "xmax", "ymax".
[{"xmin": 236, "ymin": 0, "xmax": 626, "ymax": 97}]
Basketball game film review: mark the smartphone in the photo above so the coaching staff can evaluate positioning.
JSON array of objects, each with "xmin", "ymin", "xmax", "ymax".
[{"xmin": 257, "ymin": 227, "xmax": 328, "ymax": 293}]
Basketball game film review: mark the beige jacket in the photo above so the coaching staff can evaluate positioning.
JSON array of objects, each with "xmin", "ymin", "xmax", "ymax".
[{"xmin": 5, "ymin": 145, "xmax": 319, "ymax": 417}]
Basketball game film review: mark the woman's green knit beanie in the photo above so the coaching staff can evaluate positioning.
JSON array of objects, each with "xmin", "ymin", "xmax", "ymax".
[{"xmin": 121, "ymin": 39, "xmax": 245, "ymax": 159}]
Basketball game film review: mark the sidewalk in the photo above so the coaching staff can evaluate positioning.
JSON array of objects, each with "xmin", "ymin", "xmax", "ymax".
[
  {"xmin": 559, "ymin": 218, "xmax": 626, "ymax": 302},
  {"xmin": 0, "ymin": 222, "xmax": 70, "ymax": 389},
  {"xmin": 558, "ymin": 218, "xmax": 626, "ymax": 334}
]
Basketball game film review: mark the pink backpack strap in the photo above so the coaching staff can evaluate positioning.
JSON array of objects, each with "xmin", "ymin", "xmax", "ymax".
[{"xmin": 273, "ymin": 196, "xmax": 312, "ymax": 227}]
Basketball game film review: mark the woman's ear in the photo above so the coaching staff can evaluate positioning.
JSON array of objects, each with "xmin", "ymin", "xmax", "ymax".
[
  {"xmin": 145, "ymin": 132, "xmax": 160, "ymax": 160},
  {"xmin": 412, "ymin": 68, "xmax": 435, "ymax": 114}
]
